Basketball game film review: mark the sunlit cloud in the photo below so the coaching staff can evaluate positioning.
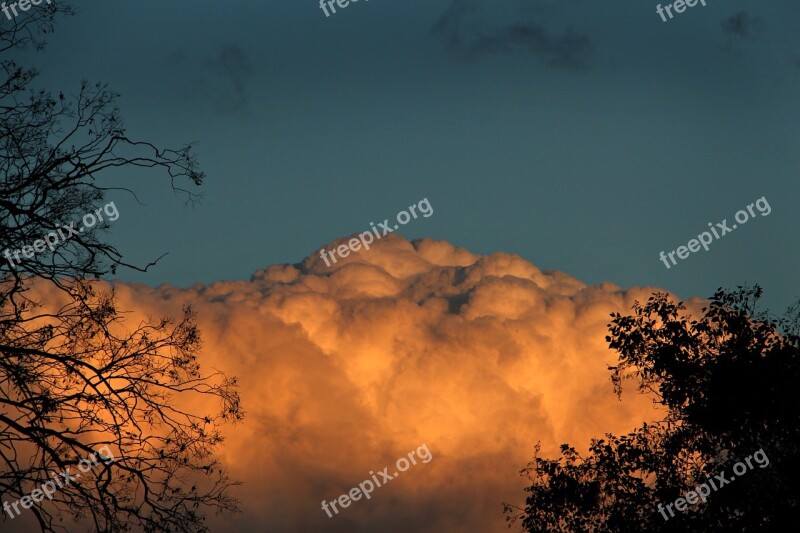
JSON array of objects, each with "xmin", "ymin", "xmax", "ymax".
[{"xmin": 28, "ymin": 235, "xmax": 703, "ymax": 531}]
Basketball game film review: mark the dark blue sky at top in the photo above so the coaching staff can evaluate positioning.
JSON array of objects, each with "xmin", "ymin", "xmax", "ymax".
[{"xmin": 11, "ymin": 0, "xmax": 800, "ymax": 311}]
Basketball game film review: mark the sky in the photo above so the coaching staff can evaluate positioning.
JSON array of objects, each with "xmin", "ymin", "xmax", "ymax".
[
  {"xmin": 5, "ymin": 0, "xmax": 800, "ymax": 531},
  {"xmin": 13, "ymin": 0, "xmax": 800, "ymax": 311}
]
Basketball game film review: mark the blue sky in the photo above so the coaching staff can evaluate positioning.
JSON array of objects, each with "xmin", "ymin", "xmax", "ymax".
[{"xmin": 13, "ymin": 0, "xmax": 800, "ymax": 310}]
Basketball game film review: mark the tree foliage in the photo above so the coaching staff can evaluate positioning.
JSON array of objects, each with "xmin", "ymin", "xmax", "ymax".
[
  {"xmin": 506, "ymin": 286, "xmax": 800, "ymax": 532},
  {"xmin": 1, "ymin": 6, "xmax": 242, "ymax": 532}
]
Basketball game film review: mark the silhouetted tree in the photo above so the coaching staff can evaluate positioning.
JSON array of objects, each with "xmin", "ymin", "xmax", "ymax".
[
  {"xmin": 1, "ymin": 6, "xmax": 242, "ymax": 532},
  {"xmin": 506, "ymin": 286, "xmax": 799, "ymax": 532}
]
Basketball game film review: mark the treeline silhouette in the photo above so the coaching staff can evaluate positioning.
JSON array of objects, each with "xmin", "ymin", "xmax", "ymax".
[{"xmin": 506, "ymin": 286, "xmax": 799, "ymax": 532}]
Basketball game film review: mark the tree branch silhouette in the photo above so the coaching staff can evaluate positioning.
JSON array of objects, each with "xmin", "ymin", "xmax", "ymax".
[{"xmin": 2, "ymin": 7, "xmax": 242, "ymax": 532}]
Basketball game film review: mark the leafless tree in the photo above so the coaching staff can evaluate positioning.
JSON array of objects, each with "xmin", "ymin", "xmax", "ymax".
[{"xmin": 1, "ymin": 6, "xmax": 243, "ymax": 532}]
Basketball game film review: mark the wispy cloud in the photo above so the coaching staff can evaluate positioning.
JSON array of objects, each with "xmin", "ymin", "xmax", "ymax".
[
  {"xmin": 204, "ymin": 44, "xmax": 254, "ymax": 113},
  {"xmin": 431, "ymin": 0, "xmax": 479, "ymax": 49},
  {"xmin": 466, "ymin": 22, "xmax": 591, "ymax": 69},
  {"xmin": 721, "ymin": 10, "xmax": 764, "ymax": 40},
  {"xmin": 173, "ymin": 44, "xmax": 255, "ymax": 115},
  {"xmin": 432, "ymin": 0, "xmax": 592, "ymax": 70}
]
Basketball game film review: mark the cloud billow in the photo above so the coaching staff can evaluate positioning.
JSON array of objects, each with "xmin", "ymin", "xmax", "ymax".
[{"xmin": 78, "ymin": 235, "xmax": 683, "ymax": 532}]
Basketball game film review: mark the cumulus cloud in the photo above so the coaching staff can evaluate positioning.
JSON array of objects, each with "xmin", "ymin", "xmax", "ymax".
[{"xmin": 25, "ymin": 236, "xmax": 701, "ymax": 531}]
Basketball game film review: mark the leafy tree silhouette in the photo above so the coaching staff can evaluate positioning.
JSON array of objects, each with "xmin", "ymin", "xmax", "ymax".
[
  {"xmin": 1, "ymin": 5, "xmax": 242, "ymax": 532},
  {"xmin": 505, "ymin": 286, "xmax": 799, "ymax": 532}
]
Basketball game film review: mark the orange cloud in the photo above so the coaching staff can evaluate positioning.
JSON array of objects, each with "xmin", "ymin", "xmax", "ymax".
[{"xmin": 17, "ymin": 235, "xmax": 703, "ymax": 531}]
